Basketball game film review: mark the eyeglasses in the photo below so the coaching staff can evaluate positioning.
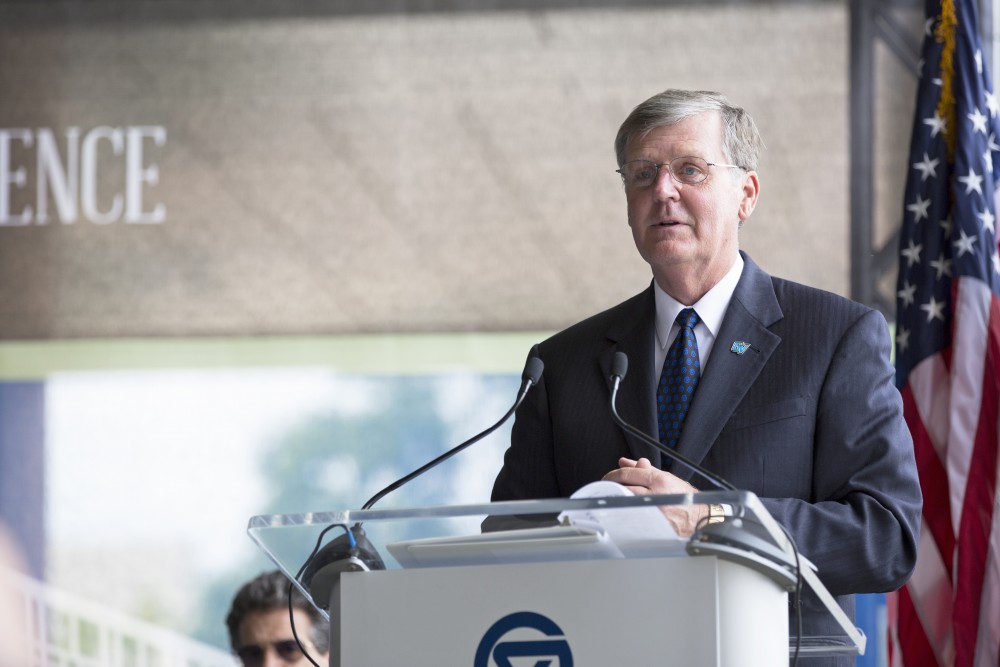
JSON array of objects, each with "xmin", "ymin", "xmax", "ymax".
[
  {"xmin": 235, "ymin": 639, "xmax": 303, "ymax": 666},
  {"xmin": 616, "ymin": 156, "xmax": 745, "ymax": 188}
]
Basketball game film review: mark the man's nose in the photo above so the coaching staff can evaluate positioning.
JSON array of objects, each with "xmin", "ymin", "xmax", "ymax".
[
  {"xmin": 262, "ymin": 649, "xmax": 288, "ymax": 667},
  {"xmin": 652, "ymin": 166, "xmax": 681, "ymax": 200}
]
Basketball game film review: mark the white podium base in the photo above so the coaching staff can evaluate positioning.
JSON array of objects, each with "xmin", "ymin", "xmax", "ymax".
[{"xmin": 331, "ymin": 555, "xmax": 788, "ymax": 666}]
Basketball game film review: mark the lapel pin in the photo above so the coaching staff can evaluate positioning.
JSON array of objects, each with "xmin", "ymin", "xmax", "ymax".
[{"xmin": 730, "ymin": 341, "xmax": 752, "ymax": 355}]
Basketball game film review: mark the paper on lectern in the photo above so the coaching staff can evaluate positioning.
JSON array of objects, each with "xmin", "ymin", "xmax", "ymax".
[{"xmin": 557, "ymin": 481, "xmax": 688, "ymax": 557}]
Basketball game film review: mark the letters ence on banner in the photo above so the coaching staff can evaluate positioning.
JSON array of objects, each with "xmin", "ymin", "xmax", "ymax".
[{"xmin": 0, "ymin": 125, "xmax": 167, "ymax": 226}]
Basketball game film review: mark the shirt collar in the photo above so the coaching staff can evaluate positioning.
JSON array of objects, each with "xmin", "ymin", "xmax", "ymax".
[{"xmin": 654, "ymin": 254, "xmax": 744, "ymax": 350}]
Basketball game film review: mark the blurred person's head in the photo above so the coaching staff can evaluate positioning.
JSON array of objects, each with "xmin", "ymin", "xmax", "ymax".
[
  {"xmin": 226, "ymin": 570, "xmax": 329, "ymax": 667},
  {"xmin": 0, "ymin": 523, "xmax": 30, "ymax": 667}
]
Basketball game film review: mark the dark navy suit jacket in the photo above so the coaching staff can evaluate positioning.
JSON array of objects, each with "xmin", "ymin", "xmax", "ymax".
[{"xmin": 490, "ymin": 252, "xmax": 922, "ymax": 662}]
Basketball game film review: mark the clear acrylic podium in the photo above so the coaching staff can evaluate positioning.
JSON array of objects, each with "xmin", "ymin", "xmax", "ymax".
[{"xmin": 248, "ymin": 490, "xmax": 865, "ymax": 666}]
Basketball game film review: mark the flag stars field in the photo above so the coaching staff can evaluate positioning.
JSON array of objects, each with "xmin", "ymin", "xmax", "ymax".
[
  {"xmin": 929, "ymin": 254, "xmax": 952, "ymax": 279},
  {"xmin": 957, "ymin": 168, "xmax": 983, "ymax": 195},
  {"xmin": 901, "ymin": 240, "xmax": 923, "ymax": 267},
  {"xmin": 953, "ymin": 229, "xmax": 978, "ymax": 256},
  {"xmin": 908, "ymin": 194, "xmax": 933, "ymax": 221},
  {"xmin": 919, "ymin": 296, "xmax": 947, "ymax": 322},
  {"xmin": 924, "ymin": 112, "xmax": 947, "ymax": 137},
  {"xmin": 975, "ymin": 207, "xmax": 994, "ymax": 232},
  {"xmin": 968, "ymin": 106, "xmax": 989, "ymax": 134},
  {"xmin": 914, "ymin": 153, "xmax": 941, "ymax": 180}
]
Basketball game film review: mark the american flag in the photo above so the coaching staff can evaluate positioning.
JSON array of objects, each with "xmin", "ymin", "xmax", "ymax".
[{"xmin": 889, "ymin": 0, "xmax": 1000, "ymax": 665}]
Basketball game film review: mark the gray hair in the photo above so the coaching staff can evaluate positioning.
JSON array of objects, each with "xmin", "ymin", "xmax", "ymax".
[{"xmin": 614, "ymin": 89, "xmax": 764, "ymax": 172}]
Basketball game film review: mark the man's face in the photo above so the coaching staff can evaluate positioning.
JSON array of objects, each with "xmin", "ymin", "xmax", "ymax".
[
  {"xmin": 623, "ymin": 110, "xmax": 759, "ymax": 299},
  {"xmin": 235, "ymin": 608, "xmax": 327, "ymax": 667}
]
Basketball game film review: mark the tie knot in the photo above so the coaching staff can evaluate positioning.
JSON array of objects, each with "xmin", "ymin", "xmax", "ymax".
[{"xmin": 675, "ymin": 308, "xmax": 700, "ymax": 330}]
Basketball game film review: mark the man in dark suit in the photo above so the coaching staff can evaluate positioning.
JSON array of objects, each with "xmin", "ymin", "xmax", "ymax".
[{"xmin": 489, "ymin": 89, "xmax": 921, "ymax": 664}]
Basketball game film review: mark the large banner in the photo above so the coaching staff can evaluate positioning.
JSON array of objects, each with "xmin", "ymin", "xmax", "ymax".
[{"xmin": 0, "ymin": 2, "xmax": 891, "ymax": 339}]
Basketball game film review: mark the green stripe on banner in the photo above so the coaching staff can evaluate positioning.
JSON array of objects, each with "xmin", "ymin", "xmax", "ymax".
[{"xmin": 0, "ymin": 333, "xmax": 552, "ymax": 380}]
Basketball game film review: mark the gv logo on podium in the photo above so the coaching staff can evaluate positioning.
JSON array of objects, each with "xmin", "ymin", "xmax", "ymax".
[{"xmin": 474, "ymin": 611, "xmax": 573, "ymax": 667}]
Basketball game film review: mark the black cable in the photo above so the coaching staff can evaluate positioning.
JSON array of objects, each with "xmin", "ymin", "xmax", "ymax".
[
  {"xmin": 287, "ymin": 581, "xmax": 322, "ymax": 667},
  {"xmin": 773, "ymin": 522, "xmax": 803, "ymax": 667},
  {"xmin": 286, "ymin": 523, "xmax": 355, "ymax": 667},
  {"xmin": 691, "ymin": 513, "xmax": 804, "ymax": 665}
]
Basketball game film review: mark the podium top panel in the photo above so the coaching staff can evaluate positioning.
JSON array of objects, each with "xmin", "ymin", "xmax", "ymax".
[{"xmin": 247, "ymin": 490, "xmax": 865, "ymax": 658}]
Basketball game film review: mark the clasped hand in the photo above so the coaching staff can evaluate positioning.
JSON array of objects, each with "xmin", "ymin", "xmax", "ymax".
[{"xmin": 602, "ymin": 456, "xmax": 708, "ymax": 537}]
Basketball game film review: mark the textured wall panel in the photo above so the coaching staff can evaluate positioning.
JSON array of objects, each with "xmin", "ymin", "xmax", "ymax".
[{"xmin": 0, "ymin": 3, "xmax": 911, "ymax": 339}]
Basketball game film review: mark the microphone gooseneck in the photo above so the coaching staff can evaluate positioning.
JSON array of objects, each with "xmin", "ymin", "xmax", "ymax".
[
  {"xmin": 300, "ymin": 353, "xmax": 544, "ymax": 609},
  {"xmin": 610, "ymin": 352, "xmax": 801, "ymax": 595},
  {"xmin": 361, "ymin": 354, "xmax": 544, "ymax": 510},
  {"xmin": 608, "ymin": 350, "xmax": 736, "ymax": 491}
]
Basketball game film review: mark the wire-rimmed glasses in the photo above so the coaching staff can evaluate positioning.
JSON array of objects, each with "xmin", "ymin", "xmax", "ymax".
[{"xmin": 616, "ymin": 156, "xmax": 745, "ymax": 189}]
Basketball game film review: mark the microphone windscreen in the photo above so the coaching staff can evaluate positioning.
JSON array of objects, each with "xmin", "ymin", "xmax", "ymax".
[
  {"xmin": 612, "ymin": 351, "xmax": 629, "ymax": 380},
  {"xmin": 523, "ymin": 356, "xmax": 544, "ymax": 385},
  {"xmin": 300, "ymin": 528, "xmax": 386, "ymax": 608}
]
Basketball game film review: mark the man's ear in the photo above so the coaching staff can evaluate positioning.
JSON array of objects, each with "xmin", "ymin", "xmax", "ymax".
[{"xmin": 737, "ymin": 170, "xmax": 760, "ymax": 222}]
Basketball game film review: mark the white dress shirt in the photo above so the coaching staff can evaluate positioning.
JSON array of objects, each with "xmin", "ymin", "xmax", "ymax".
[{"xmin": 652, "ymin": 254, "xmax": 744, "ymax": 381}]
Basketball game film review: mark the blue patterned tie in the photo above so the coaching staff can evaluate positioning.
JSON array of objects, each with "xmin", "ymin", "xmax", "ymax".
[{"xmin": 657, "ymin": 308, "xmax": 701, "ymax": 449}]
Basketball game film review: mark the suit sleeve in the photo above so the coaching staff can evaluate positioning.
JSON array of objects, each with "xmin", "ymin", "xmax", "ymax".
[
  {"xmin": 490, "ymin": 356, "xmax": 562, "ymax": 502},
  {"xmin": 759, "ymin": 309, "xmax": 922, "ymax": 596}
]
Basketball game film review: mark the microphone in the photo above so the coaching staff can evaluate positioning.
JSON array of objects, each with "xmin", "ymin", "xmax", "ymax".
[
  {"xmin": 299, "ymin": 352, "xmax": 545, "ymax": 608},
  {"xmin": 608, "ymin": 351, "xmax": 735, "ymax": 491},
  {"xmin": 361, "ymin": 352, "xmax": 544, "ymax": 510}
]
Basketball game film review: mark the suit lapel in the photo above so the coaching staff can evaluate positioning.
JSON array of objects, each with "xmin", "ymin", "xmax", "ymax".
[{"xmin": 671, "ymin": 254, "xmax": 784, "ymax": 481}]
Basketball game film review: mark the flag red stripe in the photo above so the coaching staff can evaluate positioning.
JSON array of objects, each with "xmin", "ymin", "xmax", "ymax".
[
  {"xmin": 898, "ymin": 585, "xmax": 944, "ymax": 667},
  {"xmin": 952, "ymin": 293, "xmax": 1000, "ymax": 667},
  {"xmin": 902, "ymin": 384, "xmax": 956, "ymax": 573}
]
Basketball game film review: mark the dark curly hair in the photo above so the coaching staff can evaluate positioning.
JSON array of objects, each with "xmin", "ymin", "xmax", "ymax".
[{"xmin": 225, "ymin": 570, "xmax": 330, "ymax": 655}]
